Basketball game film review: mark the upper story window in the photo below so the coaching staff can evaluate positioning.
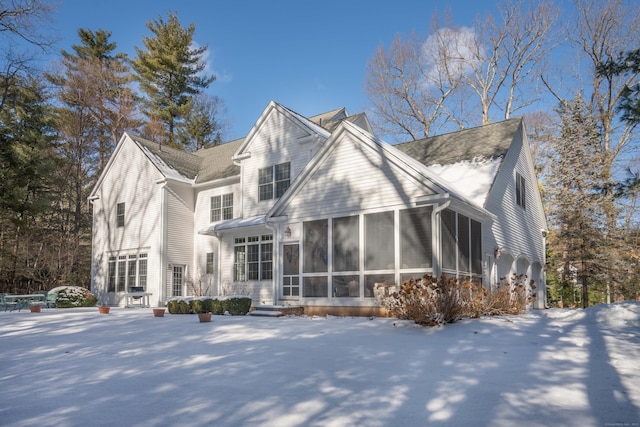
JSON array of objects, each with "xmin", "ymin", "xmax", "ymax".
[
  {"xmin": 259, "ymin": 162, "xmax": 290, "ymax": 201},
  {"xmin": 210, "ymin": 193, "xmax": 233, "ymax": 222},
  {"xmin": 116, "ymin": 202, "xmax": 125, "ymax": 227},
  {"xmin": 515, "ymin": 172, "xmax": 526, "ymax": 209}
]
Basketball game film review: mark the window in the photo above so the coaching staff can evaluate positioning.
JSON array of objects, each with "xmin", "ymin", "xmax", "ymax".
[
  {"xmin": 127, "ymin": 255, "xmax": 137, "ymax": 291},
  {"xmin": 173, "ymin": 266, "xmax": 183, "ymax": 296},
  {"xmin": 206, "ymin": 252, "xmax": 214, "ymax": 274},
  {"xmin": 138, "ymin": 254, "xmax": 147, "ymax": 288},
  {"xmin": 365, "ymin": 211, "xmax": 395, "ymax": 270},
  {"xmin": 116, "ymin": 202, "xmax": 125, "ymax": 227},
  {"xmin": 333, "ymin": 216, "xmax": 359, "ymax": 272},
  {"xmin": 117, "ymin": 256, "xmax": 126, "ymax": 292},
  {"xmin": 516, "ymin": 172, "xmax": 526, "ymax": 209},
  {"xmin": 258, "ymin": 162, "xmax": 291, "ymax": 201},
  {"xmin": 234, "ymin": 235, "xmax": 273, "ymax": 281},
  {"xmin": 106, "ymin": 253, "xmax": 147, "ymax": 292},
  {"xmin": 210, "ymin": 193, "xmax": 233, "ymax": 222},
  {"xmin": 108, "ymin": 256, "xmax": 116, "ymax": 292},
  {"xmin": 303, "ymin": 276, "xmax": 328, "ymax": 297}
]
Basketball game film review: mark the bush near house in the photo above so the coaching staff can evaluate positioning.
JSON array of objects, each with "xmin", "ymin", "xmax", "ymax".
[
  {"xmin": 166, "ymin": 296, "xmax": 252, "ymax": 315},
  {"xmin": 50, "ymin": 286, "xmax": 98, "ymax": 308},
  {"xmin": 379, "ymin": 274, "xmax": 535, "ymax": 326}
]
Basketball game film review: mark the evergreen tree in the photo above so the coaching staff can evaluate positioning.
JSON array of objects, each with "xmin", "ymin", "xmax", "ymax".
[
  {"xmin": 132, "ymin": 12, "xmax": 215, "ymax": 147},
  {"xmin": 547, "ymin": 95, "xmax": 607, "ymax": 308},
  {"xmin": 0, "ymin": 74, "xmax": 57, "ymax": 290}
]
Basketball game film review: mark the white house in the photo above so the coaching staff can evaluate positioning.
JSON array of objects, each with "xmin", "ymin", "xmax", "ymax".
[{"xmin": 89, "ymin": 101, "xmax": 548, "ymax": 315}]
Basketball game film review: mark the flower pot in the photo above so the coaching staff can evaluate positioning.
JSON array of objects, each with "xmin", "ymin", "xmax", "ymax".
[
  {"xmin": 30, "ymin": 305, "xmax": 41, "ymax": 313},
  {"xmin": 98, "ymin": 306, "xmax": 110, "ymax": 314},
  {"xmin": 197, "ymin": 312, "xmax": 212, "ymax": 323},
  {"xmin": 153, "ymin": 308, "xmax": 165, "ymax": 317}
]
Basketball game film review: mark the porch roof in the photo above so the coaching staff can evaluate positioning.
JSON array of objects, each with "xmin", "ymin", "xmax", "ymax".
[{"xmin": 198, "ymin": 215, "xmax": 267, "ymax": 236}]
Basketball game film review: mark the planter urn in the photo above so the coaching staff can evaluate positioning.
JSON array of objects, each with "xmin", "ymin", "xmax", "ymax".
[
  {"xmin": 30, "ymin": 305, "xmax": 41, "ymax": 313},
  {"xmin": 197, "ymin": 312, "xmax": 212, "ymax": 323},
  {"xmin": 98, "ymin": 306, "xmax": 110, "ymax": 314},
  {"xmin": 153, "ymin": 308, "xmax": 166, "ymax": 317}
]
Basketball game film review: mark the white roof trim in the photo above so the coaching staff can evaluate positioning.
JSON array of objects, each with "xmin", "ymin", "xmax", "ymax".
[{"xmin": 198, "ymin": 215, "xmax": 268, "ymax": 236}]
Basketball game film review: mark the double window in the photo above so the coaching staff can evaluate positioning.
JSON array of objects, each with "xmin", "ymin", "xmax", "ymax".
[
  {"xmin": 210, "ymin": 193, "xmax": 233, "ymax": 222},
  {"xmin": 234, "ymin": 235, "xmax": 273, "ymax": 281},
  {"xmin": 107, "ymin": 253, "xmax": 147, "ymax": 292},
  {"xmin": 259, "ymin": 162, "xmax": 290, "ymax": 201}
]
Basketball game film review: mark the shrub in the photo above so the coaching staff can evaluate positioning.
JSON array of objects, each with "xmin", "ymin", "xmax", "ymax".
[
  {"xmin": 53, "ymin": 286, "xmax": 98, "ymax": 308},
  {"xmin": 167, "ymin": 296, "xmax": 252, "ymax": 315},
  {"xmin": 379, "ymin": 274, "xmax": 535, "ymax": 326}
]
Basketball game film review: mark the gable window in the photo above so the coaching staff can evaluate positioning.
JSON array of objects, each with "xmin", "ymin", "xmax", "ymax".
[
  {"xmin": 515, "ymin": 172, "xmax": 526, "ymax": 209},
  {"xmin": 258, "ymin": 162, "xmax": 291, "ymax": 201},
  {"xmin": 116, "ymin": 202, "xmax": 125, "ymax": 227},
  {"xmin": 234, "ymin": 235, "xmax": 273, "ymax": 281},
  {"xmin": 210, "ymin": 193, "xmax": 233, "ymax": 222}
]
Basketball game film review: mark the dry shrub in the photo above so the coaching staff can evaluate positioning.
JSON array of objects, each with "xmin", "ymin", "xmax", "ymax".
[{"xmin": 379, "ymin": 273, "xmax": 536, "ymax": 326}]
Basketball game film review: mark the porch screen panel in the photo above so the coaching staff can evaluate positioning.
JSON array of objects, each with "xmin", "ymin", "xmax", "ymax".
[
  {"xmin": 441, "ymin": 209, "xmax": 457, "ymax": 271},
  {"xmin": 303, "ymin": 220, "xmax": 328, "ymax": 273},
  {"xmin": 400, "ymin": 206, "xmax": 433, "ymax": 268},
  {"xmin": 365, "ymin": 211, "xmax": 395, "ymax": 270},
  {"xmin": 333, "ymin": 216, "xmax": 359, "ymax": 272},
  {"xmin": 471, "ymin": 219, "xmax": 482, "ymax": 274},
  {"xmin": 458, "ymin": 214, "xmax": 470, "ymax": 273},
  {"xmin": 303, "ymin": 276, "xmax": 328, "ymax": 297}
]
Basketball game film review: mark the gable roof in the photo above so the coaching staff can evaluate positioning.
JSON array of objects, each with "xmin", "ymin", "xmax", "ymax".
[
  {"xmin": 394, "ymin": 119, "xmax": 522, "ymax": 207},
  {"xmin": 395, "ymin": 118, "xmax": 520, "ymax": 166},
  {"xmin": 269, "ymin": 120, "xmax": 493, "ymax": 220}
]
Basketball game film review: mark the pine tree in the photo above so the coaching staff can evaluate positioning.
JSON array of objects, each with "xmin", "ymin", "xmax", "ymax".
[
  {"xmin": 132, "ymin": 12, "xmax": 215, "ymax": 148},
  {"xmin": 547, "ymin": 95, "xmax": 606, "ymax": 308}
]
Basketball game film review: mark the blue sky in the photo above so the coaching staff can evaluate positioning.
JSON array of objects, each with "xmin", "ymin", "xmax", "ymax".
[{"xmin": 51, "ymin": 1, "xmax": 509, "ymax": 140}]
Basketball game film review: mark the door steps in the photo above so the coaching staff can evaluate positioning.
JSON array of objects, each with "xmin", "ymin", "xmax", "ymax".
[{"xmin": 249, "ymin": 305, "xmax": 304, "ymax": 317}]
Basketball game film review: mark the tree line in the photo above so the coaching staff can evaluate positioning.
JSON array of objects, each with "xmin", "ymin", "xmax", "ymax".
[
  {"xmin": 0, "ymin": 3, "xmax": 223, "ymax": 293},
  {"xmin": 1, "ymin": 0, "xmax": 638, "ymax": 307}
]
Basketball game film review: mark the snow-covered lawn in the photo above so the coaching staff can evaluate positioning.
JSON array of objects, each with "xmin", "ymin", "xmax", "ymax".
[{"xmin": 1, "ymin": 302, "xmax": 639, "ymax": 427}]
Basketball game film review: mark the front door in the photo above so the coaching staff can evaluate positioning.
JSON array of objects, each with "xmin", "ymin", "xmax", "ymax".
[{"xmin": 282, "ymin": 244, "xmax": 300, "ymax": 298}]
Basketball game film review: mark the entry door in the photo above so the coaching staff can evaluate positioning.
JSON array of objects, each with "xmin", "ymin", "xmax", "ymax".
[{"xmin": 282, "ymin": 244, "xmax": 300, "ymax": 298}]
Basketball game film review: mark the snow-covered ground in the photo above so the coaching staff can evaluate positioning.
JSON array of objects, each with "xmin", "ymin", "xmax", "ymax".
[{"xmin": 1, "ymin": 302, "xmax": 639, "ymax": 427}]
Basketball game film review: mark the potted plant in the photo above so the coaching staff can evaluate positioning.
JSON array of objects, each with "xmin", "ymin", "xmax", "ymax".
[
  {"xmin": 152, "ymin": 308, "xmax": 166, "ymax": 317},
  {"xmin": 192, "ymin": 298, "xmax": 212, "ymax": 323},
  {"xmin": 98, "ymin": 302, "xmax": 110, "ymax": 314},
  {"xmin": 29, "ymin": 304, "xmax": 42, "ymax": 313}
]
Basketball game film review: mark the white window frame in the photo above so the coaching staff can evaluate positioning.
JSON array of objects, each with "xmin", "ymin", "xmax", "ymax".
[
  {"xmin": 234, "ymin": 235, "xmax": 273, "ymax": 281},
  {"xmin": 516, "ymin": 172, "xmax": 526, "ymax": 209},
  {"xmin": 211, "ymin": 193, "xmax": 233, "ymax": 222},
  {"xmin": 258, "ymin": 162, "xmax": 290, "ymax": 201}
]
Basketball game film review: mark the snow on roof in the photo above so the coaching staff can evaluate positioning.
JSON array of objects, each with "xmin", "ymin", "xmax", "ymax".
[{"xmin": 427, "ymin": 156, "xmax": 503, "ymax": 207}]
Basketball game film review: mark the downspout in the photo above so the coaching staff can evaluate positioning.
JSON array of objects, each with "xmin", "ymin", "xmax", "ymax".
[
  {"xmin": 159, "ymin": 183, "xmax": 168, "ymax": 306},
  {"xmin": 431, "ymin": 200, "xmax": 451, "ymax": 279},
  {"xmin": 88, "ymin": 196, "xmax": 99, "ymax": 298}
]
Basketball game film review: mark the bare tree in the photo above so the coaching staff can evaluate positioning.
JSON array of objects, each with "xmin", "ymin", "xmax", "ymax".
[
  {"xmin": 364, "ymin": 14, "xmax": 470, "ymax": 141},
  {"xmin": 364, "ymin": 1, "xmax": 557, "ymax": 141}
]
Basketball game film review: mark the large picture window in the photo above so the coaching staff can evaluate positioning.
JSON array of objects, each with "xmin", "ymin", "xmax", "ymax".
[
  {"xmin": 106, "ymin": 253, "xmax": 148, "ymax": 293},
  {"xmin": 365, "ymin": 211, "xmax": 395, "ymax": 270},
  {"xmin": 259, "ymin": 162, "xmax": 291, "ymax": 201},
  {"xmin": 234, "ymin": 235, "xmax": 273, "ymax": 281}
]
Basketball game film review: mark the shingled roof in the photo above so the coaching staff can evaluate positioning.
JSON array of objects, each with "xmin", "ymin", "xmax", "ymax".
[
  {"xmin": 395, "ymin": 118, "xmax": 521, "ymax": 166},
  {"xmin": 130, "ymin": 135, "xmax": 241, "ymax": 183}
]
